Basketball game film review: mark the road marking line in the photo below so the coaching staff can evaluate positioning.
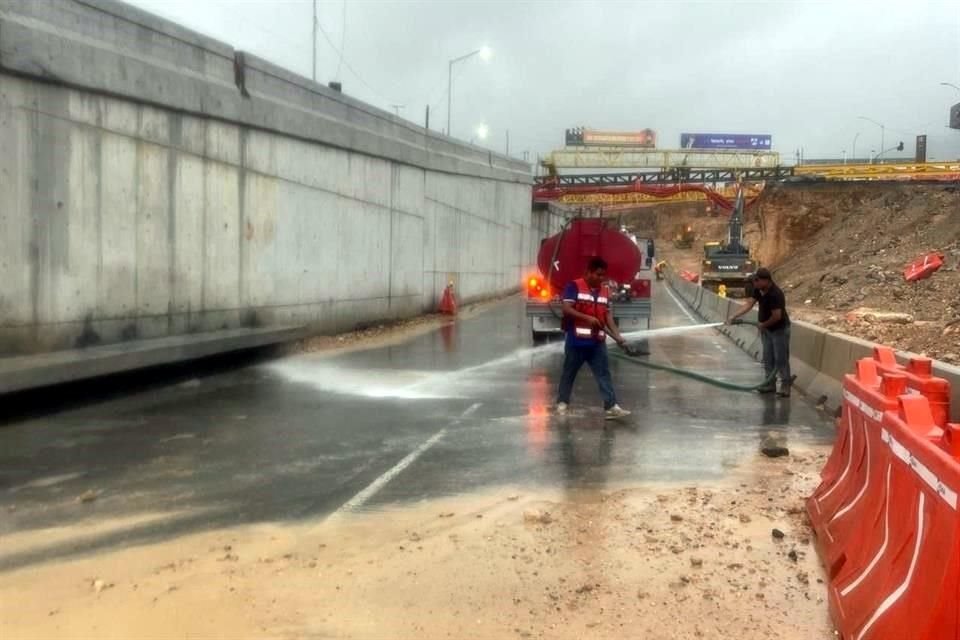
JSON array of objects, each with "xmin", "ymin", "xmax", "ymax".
[{"xmin": 334, "ymin": 402, "xmax": 482, "ymax": 514}]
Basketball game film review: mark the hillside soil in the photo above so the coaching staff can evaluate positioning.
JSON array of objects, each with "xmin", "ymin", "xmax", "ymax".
[{"xmin": 638, "ymin": 184, "xmax": 960, "ymax": 363}]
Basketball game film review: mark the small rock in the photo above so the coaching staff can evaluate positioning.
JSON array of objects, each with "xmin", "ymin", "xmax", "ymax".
[
  {"xmin": 523, "ymin": 509, "xmax": 552, "ymax": 525},
  {"xmin": 761, "ymin": 444, "xmax": 790, "ymax": 458},
  {"xmin": 797, "ymin": 571, "xmax": 810, "ymax": 584},
  {"xmin": 772, "ymin": 528, "xmax": 786, "ymax": 540},
  {"xmin": 438, "ymin": 512, "xmax": 455, "ymax": 518},
  {"xmin": 739, "ymin": 514, "xmax": 752, "ymax": 524},
  {"xmin": 77, "ymin": 490, "xmax": 100, "ymax": 504},
  {"xmin": 92, "ymin": 579, "xmax": 113, "ymax": 594},
  {"xmin": 507, "ymin": 495, "xmax": 520, "ymax": 501},
  {"xmin": 670, "ymin": 514, "xmax": 684, "ymax": 522},
  {"xmin": 788, "ymin": 549, "xmax": 799, "ymax": 562},
  {"xmin": 690, "ymin": 557, "xmax": 703, "ymax": 568}
]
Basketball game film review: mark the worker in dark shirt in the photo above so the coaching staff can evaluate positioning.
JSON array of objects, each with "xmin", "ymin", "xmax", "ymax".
[{"xmin": 727, "ymin": 267, "xmax": 793, "ymax": 397}]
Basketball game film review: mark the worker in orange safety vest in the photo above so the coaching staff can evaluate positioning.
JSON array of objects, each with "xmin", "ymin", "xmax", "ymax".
[{"xmin": 556, "ymin": 257, "xmax": 632, "ymax": 420}]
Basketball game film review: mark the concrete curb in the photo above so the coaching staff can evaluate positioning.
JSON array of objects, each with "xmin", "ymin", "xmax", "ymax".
[
  {"xmin": 663, "ymin": 268, "xmax": 960, "ymax": 421},
  {"xmin": 0, "ymin": 326, "xmax": 307, "ymax": 394}
]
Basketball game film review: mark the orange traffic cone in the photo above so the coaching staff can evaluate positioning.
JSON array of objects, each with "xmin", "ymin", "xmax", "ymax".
[{"xmin": 439, "ymin": 282, "xmax": 457, "ymax": 315}]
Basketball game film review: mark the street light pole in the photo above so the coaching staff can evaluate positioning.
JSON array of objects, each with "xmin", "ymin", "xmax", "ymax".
[
  {"xmin": 446, "ymin": 47, "xmax": 491, "ymax": 138},
  {"xmin": 941, "ymin": 82, "xmax": 960, "ymax": 92},
  {"xmin": 311, "ymin": 0, "xmax": 317, "ymax": 82},
  {"xmin": 852, "ymin": 132, "xmax": 860, "ymax": 163},
  {"xmin": 858, "ymin": 116, "xmax": 885, "ymax": 163}
]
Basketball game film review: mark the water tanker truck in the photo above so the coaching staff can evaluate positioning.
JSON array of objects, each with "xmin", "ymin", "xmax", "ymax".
[{"xmin": 526, "ymin": 217, "xmax": 652, "ymax": 344}]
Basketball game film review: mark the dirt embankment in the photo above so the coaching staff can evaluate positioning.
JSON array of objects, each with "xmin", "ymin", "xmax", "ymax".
[{"xmin": 638, "ymin": 183, "xmax": 960, "ymax": 362}]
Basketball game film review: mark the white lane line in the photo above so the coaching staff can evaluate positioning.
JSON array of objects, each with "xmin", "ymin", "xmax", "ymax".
[
  {"xmin": 334, "ymin": 402, "xmax": 482, "ymax": 514},
  {"xmin": 663, "ymin": 282, "xmax": 700, "ymax": 325}
]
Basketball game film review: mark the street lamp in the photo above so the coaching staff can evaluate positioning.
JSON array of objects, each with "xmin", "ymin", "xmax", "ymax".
[
  {"xmin": 470, "ymin": 123, "xmax": 489, "ymax": 145},
  {"xmin": 858, "ymin": 116, "xmax": 885, "ymax": 163},
  {"xmin": 447, "ymin": 46, "xmax": 492, "ymax": 138},
  {"xmin": 941, "ymin": 82, "xmax": 960, "ymax": 92}
]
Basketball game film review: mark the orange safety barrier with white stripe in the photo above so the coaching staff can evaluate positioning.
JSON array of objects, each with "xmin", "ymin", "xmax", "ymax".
[
  {"xmin": 872, "ymin": 346, "xmax": 951, "ymax": 427},
  {"xmin": 904, "ymin": 252, "xmax": 945, "ymax": 282},
  {"xmin": 808, "ymin": 345, "xmax": 960, "ymax": 639}
]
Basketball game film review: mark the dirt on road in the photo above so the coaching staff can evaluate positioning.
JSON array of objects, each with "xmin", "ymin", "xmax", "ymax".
[{"xmin": 1, "ymin": 445, "xmax": 834, "ymax": 640}]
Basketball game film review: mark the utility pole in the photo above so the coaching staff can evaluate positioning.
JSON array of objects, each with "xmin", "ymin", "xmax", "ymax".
[
  {"xmin": 425, "ymin": 105, "xmax": 430, "ymax": 130},
  {"xmin": 505, "ymin": 129, "xmax": 510, "ymax": 156},
  {"xmin": 390, "ymin": 104, "xmax": 405, "ymax": 117},
  {"xmin": 311, "ymin": 0, "xmax": 317, "ymax": 82}
]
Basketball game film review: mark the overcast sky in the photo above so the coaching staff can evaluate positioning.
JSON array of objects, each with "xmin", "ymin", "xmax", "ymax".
[{"xmin": 128, "ymin": 0, "xmax": 960, "ymax": 163}]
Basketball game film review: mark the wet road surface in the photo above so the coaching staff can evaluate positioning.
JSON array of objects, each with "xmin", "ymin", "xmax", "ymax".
[{"xmin": 0, "ymin": 282, "xmax": 832, "ymax": 572}]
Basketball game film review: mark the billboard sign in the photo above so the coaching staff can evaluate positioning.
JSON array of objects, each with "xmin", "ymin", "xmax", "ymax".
[
  {"xmin": 566, "ymin": 128, "xmax": 656, "ymax": 147},
  {"xmin": 680, "ymin": 133, "xmax": 772, "ymax": 150}
]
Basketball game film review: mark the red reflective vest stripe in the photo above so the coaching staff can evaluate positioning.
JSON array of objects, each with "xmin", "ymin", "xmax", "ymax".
[{"xmin": 571, "ymin": 278, "xmax": 609, "ymax": 342}]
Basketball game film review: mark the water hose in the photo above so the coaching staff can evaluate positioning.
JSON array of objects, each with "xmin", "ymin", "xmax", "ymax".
[
  {"xmin": 609, "ymin": 320, "xmax": 778, "ymax": 392},
  {"xmin": 544, "ymin": 218, "xmax": 772, "ymax": 392}
]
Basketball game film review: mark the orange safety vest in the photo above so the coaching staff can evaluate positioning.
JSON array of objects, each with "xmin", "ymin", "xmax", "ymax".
[{"xmin": 570, "ymin": 278, "xmax": 610, "ymax": 342}]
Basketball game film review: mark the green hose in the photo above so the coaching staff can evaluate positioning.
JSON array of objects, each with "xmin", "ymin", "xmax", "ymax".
[{"xmin": 609, "ymin": 320, "xmax": 778, "ymax": 392}]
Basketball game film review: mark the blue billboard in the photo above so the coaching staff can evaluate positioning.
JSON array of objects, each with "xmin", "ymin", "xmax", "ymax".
[{"xmin": 680, "ymin": 133, "xmax": 772, "ymax": 150}]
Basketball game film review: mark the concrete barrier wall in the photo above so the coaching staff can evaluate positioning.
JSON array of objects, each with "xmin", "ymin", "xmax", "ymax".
[
  {"xmin": 664, "ymin": 268, "xmax": 960, "ymax": 421},
  {"xmin": 0, "ymin": 0, "xmax": 537, "ymax": 355}
]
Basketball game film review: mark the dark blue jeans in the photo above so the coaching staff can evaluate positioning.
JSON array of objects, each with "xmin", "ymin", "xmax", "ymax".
[
  {"xmin": 557, "ymin": 342, "xmax": 617, "ymax": 409},
  {"xmin": 761, "ymin": 325, "xmax": 792, "ymax": 388}
]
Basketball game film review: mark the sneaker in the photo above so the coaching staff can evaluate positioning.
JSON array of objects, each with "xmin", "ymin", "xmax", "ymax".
[
  {"xmin": 755, "ymin": 386, "xmax": 776, "ymax": 395},
  {"xmin": 777, "ymin": 387, "xmax": 792, "ymax": 398},
  {"xmin": 604, "ymin": 405, "xmax": 631, "ymax": 420},
  {"xmin": 556, "ymin": 402, "xmax": 569, "ymax": 415}
]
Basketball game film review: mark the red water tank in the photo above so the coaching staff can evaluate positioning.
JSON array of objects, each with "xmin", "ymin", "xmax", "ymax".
[{"xmin": 537, "ymin": 218, "xmax": 642, "ymax": 291}]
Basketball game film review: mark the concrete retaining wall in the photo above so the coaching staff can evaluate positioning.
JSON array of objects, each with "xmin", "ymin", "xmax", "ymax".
[
  {"xmin": 0, "ymin": 0, "xmax": 540, "ymax": 355},
  {"xmin": 665, "ymin": 269, "xmax": 960, "ymax": 422}
]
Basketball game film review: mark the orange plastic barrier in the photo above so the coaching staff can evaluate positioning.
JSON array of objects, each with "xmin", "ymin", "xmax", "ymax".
[
  {"xmin": 904, "ymin": 252, "xmax": 944, "ymax": 282},
  {"xmin": 827, "ymin": 395, "xmax": 960, "ymax": 640},
  {"xmin": 809, "ymin": 348, "xmax": 960, "ymax": 639},
  {"xmin": 807, "ymin": 360, "xmax": 904, "ymax": 577},
  {"xmin": 439, "ymin": 283, "xmax": 457, "ymax": 315},
  {"xmin": 873, "ymin": 346, "xmax": 951, "ymax": 427}
]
